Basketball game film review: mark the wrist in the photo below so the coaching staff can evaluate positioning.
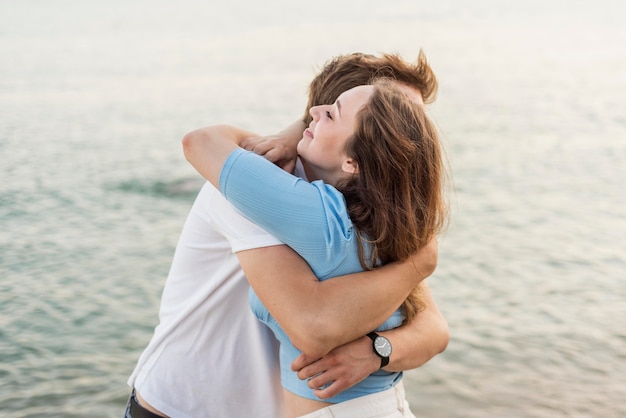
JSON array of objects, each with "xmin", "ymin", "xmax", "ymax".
[
  {"xmin": 367, "ymin": 331, "xmax": 392, "ymax": 369},
  {"xmin": 359, "ymin": 335, "xmax": 381, "ymax": 374}
]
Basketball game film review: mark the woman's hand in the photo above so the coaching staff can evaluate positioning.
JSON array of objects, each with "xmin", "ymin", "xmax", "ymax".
[
  {"xmin": 241, "ymin": 133, "xmax": 299, "ymax": 173},
  {"xmin": 240, "ymin": 119, "xmax": 306, "ymax": 174}
]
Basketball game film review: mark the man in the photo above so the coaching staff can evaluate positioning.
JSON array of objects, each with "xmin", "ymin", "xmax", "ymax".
[{"xmin": 125, "ymin": 50, "xmax": 448, "ymax": 418}]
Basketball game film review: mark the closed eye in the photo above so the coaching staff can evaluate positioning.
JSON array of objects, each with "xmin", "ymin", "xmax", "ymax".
[{"xmin": 325, "ymin": 110, "xmax": 333, "ymax": 120}]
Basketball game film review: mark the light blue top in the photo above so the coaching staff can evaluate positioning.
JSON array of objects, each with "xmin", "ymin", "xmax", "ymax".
[{"xmin": 219, "ymin": 148, "xmax": 404, "ymax": 403}]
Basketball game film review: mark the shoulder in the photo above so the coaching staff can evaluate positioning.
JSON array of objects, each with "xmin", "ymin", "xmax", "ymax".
[{"xmin": 193, "ymin": 182, "xmax": 281, "ymax": 249}]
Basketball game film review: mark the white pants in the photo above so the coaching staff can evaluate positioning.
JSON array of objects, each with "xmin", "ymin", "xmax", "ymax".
[{"xmin": 297, "ymin": 381, "xmax": 416, "ymax": 418}]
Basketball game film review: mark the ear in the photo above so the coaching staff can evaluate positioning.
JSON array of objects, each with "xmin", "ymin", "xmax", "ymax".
[{"xmin": 341, "ymin": 158, "xmax": 359, "ymax": 175}]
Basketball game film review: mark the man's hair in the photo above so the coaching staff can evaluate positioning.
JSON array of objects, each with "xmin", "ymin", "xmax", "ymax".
[
  {"xmin": 304, "ymin": 50, "xmax": 438, "ymax": 124},
  {"xmin": 337, "ymin": 79, "xmax": 448, "ymax": 322}
]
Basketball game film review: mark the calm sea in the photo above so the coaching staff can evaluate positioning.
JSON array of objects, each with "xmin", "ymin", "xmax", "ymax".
[{"xmin": 1, "ymin": 0, "xmax": 625, "ymax": 417}]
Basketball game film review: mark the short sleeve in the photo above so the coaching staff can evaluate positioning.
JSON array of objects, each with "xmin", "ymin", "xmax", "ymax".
[
  {"xmin": 197, "ymin": 181, "xmax": 283, "ymax": 253},
  {"xmin": 219, "ymin": 148, "xmax": 358, "ymax": 279}
]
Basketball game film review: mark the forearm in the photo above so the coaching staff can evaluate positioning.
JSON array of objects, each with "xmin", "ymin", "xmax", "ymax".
[
  {"xmin": 291, "ymin": 284, "xmax": 448, "ymax": 399},
  {"xmin": 238, "ymin": 242, "xmax": 437, "ymax": 358},
  {"xmin": 305, "ymin": 240, "xmax": 438, "ymax": 356},
  {"xmin": 299, "ymin": 260, "xmax": 421, "ymax": 355},
  {"xmin": 380, "ymin": 282, "xmax": 449, "ymax": 372},
  {"xmin": 238, "ymin": 247, "xmax": 404, "ymax": 357}
]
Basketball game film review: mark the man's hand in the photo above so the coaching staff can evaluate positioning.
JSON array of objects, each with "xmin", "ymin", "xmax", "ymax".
[
  {"xmin": 241, "ymin": 134, "xmax": 299, "ymax": 173},
  {"xmin": 290, "ymin": 336, "xmax": 379, "ymax": 400}
]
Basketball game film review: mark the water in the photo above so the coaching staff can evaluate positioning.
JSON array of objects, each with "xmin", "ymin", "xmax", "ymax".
[{"xmin": 1, "ymin": 0, "xmax": 625, "ymax": 416}]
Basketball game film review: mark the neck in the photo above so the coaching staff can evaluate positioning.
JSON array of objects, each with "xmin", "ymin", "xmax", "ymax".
[
  {"xmin": 299, "ymin": 158, "xmax": 318, "ymax": 182},
  {"xmin": 299, "ymin": 157, "xmax": 344, "ymax": 186}
]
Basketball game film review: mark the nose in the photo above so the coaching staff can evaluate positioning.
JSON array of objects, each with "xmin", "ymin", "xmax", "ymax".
[{"xmin": 309, "ymin": 105, "xmax": 323, "ymax": 121}]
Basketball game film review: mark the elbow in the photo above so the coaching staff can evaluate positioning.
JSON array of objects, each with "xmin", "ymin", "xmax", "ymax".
[
  {"xmin": 435, "ymin": 315, "xmax": 450, "ymax": 354},
  {"xmin": 292, "ymin": 338, "xmax": 329, "ymax": 361},
  {"xmin": 181, "ymin": 130, "xmax": 199, "ymax": 162},
  {"xmin": 288, "ymin": 316, "xmax": 340, "ymax": 359},
  {"xmin": 421, "ymin": 239, "xmax": 439, "ymax": 280}
]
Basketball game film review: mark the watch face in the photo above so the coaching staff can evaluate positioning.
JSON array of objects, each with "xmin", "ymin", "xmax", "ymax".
[{"xmin": 374, "ymin": 336, "xmax": 392, "ymax": 357}]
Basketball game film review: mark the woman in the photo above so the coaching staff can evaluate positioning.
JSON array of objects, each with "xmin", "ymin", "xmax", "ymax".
[{"xmin": 183, "ymin": 80, "xmax": 448, "ymax": 417}]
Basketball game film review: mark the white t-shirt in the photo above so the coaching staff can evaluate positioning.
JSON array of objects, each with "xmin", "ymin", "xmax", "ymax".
[{"xmin": 128, "ymin": 181, "xmax": 284, "ymax": 418}]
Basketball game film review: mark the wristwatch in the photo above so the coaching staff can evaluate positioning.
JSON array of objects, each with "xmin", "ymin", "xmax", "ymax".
[{"xmin": 367, "ymin": 332, "xmax": 392, "ymax": 368}]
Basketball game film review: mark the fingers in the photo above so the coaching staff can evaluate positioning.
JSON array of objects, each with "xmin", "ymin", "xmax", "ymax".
[
  {"xmin": 239, "ymin": 134, "xmax": 300, "ymax": 174},
  {"xmin": 297, "ymin": 362, "xmax": 346, "ymax": 400},
  {"xmin": 294, "ymin": 356, "xmax": 358, "ymax": 399},
  {"xmin": 312, "ymin": 378, "xmax": 350, "ymax": 400},
  {"xmin": 302, "ymin": 366, "xmax": 359, "ymax": 400},
  {"xmin": 239, "ymin": 137, "xmax": 256, "ymax": 151},
  {"xmin": 296, "ymin": 357, "xmax": 329, "ymax": 381},
  {"xmin": 241, "ymin": 137, "xmax": 274, "ymax": 155},
  {"xmin": 292, "ymin": 353, "xmax": 329, "ymax": 380},
  {"xmin": 308, "ymin": 372, "xmax": 346, "ymax": 400},
  {"xmin": 294, "ymin": 356, "xmax": 339, "ymax": 396},
  {"xmin": 291, "ymin": 353, "xmax": 316, "ymax": 373},
  {"xmin": 292, "ymin": 337, "xmax": 377, "ymax": 400},
  {"xmin": 263, "ymin": 148, "xmax": 281, "ymax": 163}
]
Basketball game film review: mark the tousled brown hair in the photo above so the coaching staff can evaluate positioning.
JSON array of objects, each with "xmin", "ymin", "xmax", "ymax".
[
  {"xmin": 336, "ymin": 80, "xmax": 448, "ymax": 323},
  {"xmin": 304, "ymin": 50, "xmax": 438, "ymax": 125}
]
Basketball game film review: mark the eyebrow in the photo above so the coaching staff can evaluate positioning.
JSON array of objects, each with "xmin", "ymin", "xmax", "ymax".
[{"xmin": 336, "ymin": 100, "xmax": 342, "ymax": 118}]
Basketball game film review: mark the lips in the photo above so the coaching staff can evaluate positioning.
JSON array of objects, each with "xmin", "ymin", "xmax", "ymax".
[{"xmin": 304, "ymin": 128, "xmax": 313, "ymax": 139}]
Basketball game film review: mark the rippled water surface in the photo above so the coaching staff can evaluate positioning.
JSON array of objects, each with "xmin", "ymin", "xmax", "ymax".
[{"xmin": 1, "ymin": 1, "xmax": 625, "ymax": 416}]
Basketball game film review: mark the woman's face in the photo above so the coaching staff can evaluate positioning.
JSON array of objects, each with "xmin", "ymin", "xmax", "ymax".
[{"xmin": 298, "ymin": 84, "xmax": 374, "ymax": 184}]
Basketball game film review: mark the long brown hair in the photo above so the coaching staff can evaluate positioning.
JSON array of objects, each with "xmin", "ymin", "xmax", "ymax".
[{"xmin": 337, "ymin": 80, "xmax": 448, "ymax": 322}]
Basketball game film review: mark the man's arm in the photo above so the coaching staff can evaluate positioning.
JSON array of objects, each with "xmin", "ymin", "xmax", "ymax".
[
  {"xmin": 183, "ymin": 124, "xmax": 437, "ymax": 350},
  {"xmin": 237, "ymin": 123, "xmax": 448, "ymax": 364},
  {"xmin": 185, "ymin": 122, "xmax": 449, "ymax": 396},
  {"xmin": 236, "ymin": 239, "xmax": 438, "ymax": 359},
  {"xmin": 288, "ymin": 282, "xmax": 449, "ymax": 399},
  {"xmin": 376, "ymin": 282, "xmax": 449, "ymax": 372}
]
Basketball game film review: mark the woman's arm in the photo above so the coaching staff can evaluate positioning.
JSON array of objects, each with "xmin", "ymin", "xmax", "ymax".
[
  {"xmin": 236, "ymin": 239, "xmax": 438, "ymax": 359},
  {"xmin": 378, "ymin": 281, "xmax": 449, "ymax": 371}
]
